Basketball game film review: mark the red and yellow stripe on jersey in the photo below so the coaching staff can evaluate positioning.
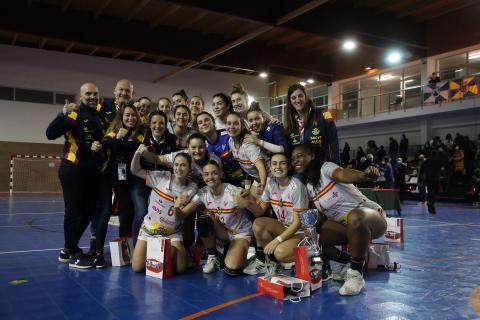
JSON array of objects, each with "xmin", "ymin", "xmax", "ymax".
[
  {"xmin": 207, "ymin": 208, "xmax": 235, "ymax": 215},
  {"xmin": 219, "ymin": 150, "xmax": 232, "ymax": 158},
  {"xmin": 270, "ymin": 199, "xmax": 293, "ymax": 208},
  {"xmin": 153, "ymin": 188, "xmax": 175, "ymax": 203},
  {"xmin": 322, "ymin": 108, "xmax": 333, "ymax": 123},
  {"xmin": 64, "ymin": 131, "xmax": 79, "ymax": 165},
  {"xmin": 237, "ymin": 157, "xmax": 263, "ymax": 165},
  {"xmin": 66, "ymin": 111, "xmax": 78, "ymax": 124},
  {"xmin": 310, "ymin": 181, "xmax": 336, "ymax": 202}
]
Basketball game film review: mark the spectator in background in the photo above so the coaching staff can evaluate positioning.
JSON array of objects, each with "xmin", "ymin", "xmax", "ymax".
[
  {"xmin": 341, "ymin": 142, "xmax": 351, "ymax": 166},
  {"xmin": 451, "ymin": 145, "xmax": 465, "ymax": 186},
  {"xmin": 464, "ymin": 136, "xmax": 475, "ymax": 183},
  {"xmin": 378, "ymin": 157, "xmax": 395, "ymax": 189},
  {"xmin": 473, "ymin": 168, "xmax": 480, "ymax": 206},
  {"xmin": 389, "ymin": 137, "xmax": 399, "ymax": 160},
  {"xmin": 394, "ymin": 157, "xmax": 407, "ymax": 200},
  {"xmin": 365, "ymin": 140, "xmax": 378, "ymax": 157},
  {"xmin": 376, "ymin": 145, "xmax": 386, "ymax": 162},
  {"xmin": 356, "ymin": 146, "xmax": 366, "ymax": 163},
  {"xmin": 417, "ymin": 154, "xmax": 427, "ymax": 203},
  {"xmin": 400, "ymin": 134, "xmax": 409, "ymax": 161},
  {"xmin": 445, "ymin": 133, "xmax": 453, "ymax": 148},
  {"xmin": 428, "ymin": 72, "xmax": 440, "ymax": 85},
  {"xmin": 419, "ymin": 149, "xmax": 447, "ymax": 214}
]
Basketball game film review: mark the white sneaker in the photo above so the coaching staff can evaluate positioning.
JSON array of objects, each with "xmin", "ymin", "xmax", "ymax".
[
  {"xmin": 243, "ymin": 258, "xmax": 278, "ymax": 275},
  {"xmin": 202, "ymin": 255, "xmax": 219, "ymax": 273},
  {"xmin": 332, "ymin": 263, "xmax": 350, "ymax": 281},
  {"xmin": 339, "ymin": 268, "xmax": 365, "ymax": 296}
]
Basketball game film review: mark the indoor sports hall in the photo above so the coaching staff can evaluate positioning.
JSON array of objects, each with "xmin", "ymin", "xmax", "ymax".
[{"xmin": 0, "ymin": 1, "xmax": 479, "ymax": 319}]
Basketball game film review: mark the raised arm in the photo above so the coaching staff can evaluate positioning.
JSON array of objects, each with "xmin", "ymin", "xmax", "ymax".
[
  {"xmin": 331, "ymin": 165, "xmax": 379, "ymax": 184},
  {"xmin": 131, "ymin": 144, "xmax": 148, "ymax": 180}
]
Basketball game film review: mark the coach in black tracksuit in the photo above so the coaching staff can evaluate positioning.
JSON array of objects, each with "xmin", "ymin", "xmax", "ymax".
[{"xmin": 46, "ymin": 83, "xmax": 104, "ymax": 269}]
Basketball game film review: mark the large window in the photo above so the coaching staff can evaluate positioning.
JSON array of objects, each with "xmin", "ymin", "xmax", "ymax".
[
  {"xmin": 467, "ymin": 49, "xmax": 480, "ymax": 75},
  {"xmin": 438, "ymin": 53, "xmax": 467, "ymax": 80},
  {"xmin": 341, "ymin": 81, "xmax": 358, "ymax": 119}
]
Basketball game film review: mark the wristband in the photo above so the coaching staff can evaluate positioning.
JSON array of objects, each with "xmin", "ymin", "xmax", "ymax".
[{"xmin": 276, "ymin": 235, "xmax": 283, "ymax": 243}]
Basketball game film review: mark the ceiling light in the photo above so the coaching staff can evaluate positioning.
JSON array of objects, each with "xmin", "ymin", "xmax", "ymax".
[
  {"xmin": 259, "ymin": 72, "xmax": 268, "ymax": 78},
  {"xmin": 455, "ymin": 69, "xmax": 463, "ymax": 72},
  {"xmin": 404, "ymin": 79, "xmax": 414, "ymax": 83},
  {"xmin": 386, "ymin": 51, "xmax": 402, "ymax": 64},
  {"xmin": 377, "ymin": 74, "xmax": 396, "ymax": 81},
  {"xmin": 343, "ymin": 40, "xmax": 356, "ymax": 51},
  {"xmin": 307, "ymin": 79, "xmax": 314, "ymax": 84},
  {"xmin": 248, "ymin": 95, "xmax": 255, "ymax": 105},
  {"xmin": 365, "ymin": 66, "xmax": 372, "ymax": 71},
  {"xmin": 300, "ymin": 81, "xmax": 306, "ymax": 86}
]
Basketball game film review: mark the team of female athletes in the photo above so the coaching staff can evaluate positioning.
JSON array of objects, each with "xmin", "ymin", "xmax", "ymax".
[{"xmin": 48, "ymin": 82, "xmax": 386, "ymax": 296}]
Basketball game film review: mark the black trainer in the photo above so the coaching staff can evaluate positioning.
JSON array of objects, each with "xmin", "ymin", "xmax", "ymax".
[
  {"xmin": 69, "ymin": 252, "xmax": 94, "ymax": 269},
  {"xmin": 93, "ymin": 253, "xmax": 107, "ymax": 269},
  {"xmin": 322, "ymin": 262, "xmax": 333, "ymax": 281},
  {"xmin": 427, "ymin": 202, "xmax": 436, "ymax": 214},
  {"xmin": 58, "ymin": 249, "xmax": 70, "ymax": 263},
  {"xmin": 88, "ymin": 236, "xmax": 97, "ymax": 256}
]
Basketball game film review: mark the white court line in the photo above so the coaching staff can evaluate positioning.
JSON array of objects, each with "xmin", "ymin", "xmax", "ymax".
[
  {"xmin": 0, "ymin": 200, "xmax": 62, "ymax": 204},
  {"xmin": 0, "ymin": 224, "xmax": 63, "ymax": 228},
  {"xmin": 471, "ymin": 238, "xmax": 480, "ymax": 241},
  {"xmin": 0, "ymin": 245, "xmax": 107, "ymax": 255},
  {"xmin": 409, "ymin": 223, "xmax": 480, "ymax": 228},
  {"xmin": 0, "ymin": 212, "xmax": 63, "ymax": 216}
]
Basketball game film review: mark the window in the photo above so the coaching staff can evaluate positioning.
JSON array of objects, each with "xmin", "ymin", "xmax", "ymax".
[{"xmin": 438, "ymin": 53, "xmax": 467, "ymax": 80}]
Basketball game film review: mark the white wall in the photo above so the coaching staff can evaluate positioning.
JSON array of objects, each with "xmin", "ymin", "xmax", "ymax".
[{"xmin": 0, "ymin": 45, "xmax": 269, "ymax": 143}]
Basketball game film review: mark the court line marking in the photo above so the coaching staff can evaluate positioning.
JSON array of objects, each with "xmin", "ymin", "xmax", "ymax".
[
  {"xmin": 0, "ymin": 212, "xmax": 63, "ymax": 216},
  {"xmin": 470, "ymin": 287, "xmax": 480, "ymax": 316},
  {"xmin": 408, "ymin": 223, "xmax": 480, "ymax": 228},
  {"xmin": 0, "ymin": 245, "xmax": 106, "ymax": 255},
  {"xmin": 179, "ymin": 292, "xmax": 265, "ymax": 320},
  {"xmin": 0, "ymin": 224, "xmax": 63, "ymax": 228}
]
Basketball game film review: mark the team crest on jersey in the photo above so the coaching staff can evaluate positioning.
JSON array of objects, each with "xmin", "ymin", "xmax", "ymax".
[{"xmin": 312, "ymin": 128, "xmax": 320, "ymax": 136}]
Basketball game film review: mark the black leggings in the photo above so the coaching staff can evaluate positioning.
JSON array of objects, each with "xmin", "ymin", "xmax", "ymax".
[{"xmin": 58, "ymin": 160, "xmax": 98, "ymax": 253}]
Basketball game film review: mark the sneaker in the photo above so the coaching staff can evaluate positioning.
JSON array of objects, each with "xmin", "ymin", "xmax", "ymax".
[
  {"xmin": 332, "ymin": 263, "xmax": 350, "ymax": 281},
  {"xmin": 58, "ymin": 249, "xmax": 70, "ymax": 263},
  {"xmin": 202, "ymin": 255, "xmax": 219, "ymax": 273},
  {"xmin": 339, "ymin": 268, "xmax": 365, "ymax": 296},
  {"xmin": 69, "ymin": 253, "xmax": 94, "ymax": 269},
  {"xmin": 88, "ymin": 236, "xmax": 97, "ymax": 256},
  {"xmin": 243, "ymin": 258, "xmax": 269, "ymax": 275},
  {"xmin": 93, "ymin": 254, "xmax": 107, "ymax": 269},
  {"xmin": 322, "ymin": 263, "xmax": 333, "ymax": 281}
]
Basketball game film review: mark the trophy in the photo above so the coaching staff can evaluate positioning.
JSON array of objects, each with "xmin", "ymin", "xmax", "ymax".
[{"xmin": 298, "ymin": 209, "xmax": 322, "ymax": 264}]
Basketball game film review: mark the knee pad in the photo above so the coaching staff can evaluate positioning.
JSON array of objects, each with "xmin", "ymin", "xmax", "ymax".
[
  {"xmin": 223, "ymin": 266, "xmax": 243, "ymax": 276},
  {"xmin": 196, "ymin": 215, "xmax": 214, "ymax": 237}
]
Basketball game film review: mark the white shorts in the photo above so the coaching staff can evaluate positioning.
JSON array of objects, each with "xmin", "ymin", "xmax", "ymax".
[
  {"xmin": 137, "ymin": 223, "xmax": 183, "ymax": 242},
  {"xmin": 227, "ymin": 228, "xmax": 252, "ymax": 243}
]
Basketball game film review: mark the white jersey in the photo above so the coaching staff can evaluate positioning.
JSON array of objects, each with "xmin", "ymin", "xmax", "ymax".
[
  {"xmin": 164, "ymin": 151, "xmax": 222, "ymax": 178},
  {"xmin": 144, "ymin": 170, "xmax": 198, "ymax": 235},
  {"xmin": 307, "ymin": 162, "xmax": 384, "ymax": 225},
  {"xmin": 174, "ymin": 127, "xmax": 195, "ymax": 149},
  {"xmin": 192, "ymin": 183, "xmax": 252, "ymax": 235},
  {"xmin": 228, "ymin": 138, "xmax": 269, "ymax": 180},
  {"xmin": 261, "ymin": 176, "xmax": 309, "ymax": 227}
]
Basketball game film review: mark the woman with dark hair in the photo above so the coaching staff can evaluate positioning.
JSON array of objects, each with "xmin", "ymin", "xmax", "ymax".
[
  {"xmin": 130, "ymin": 149, "xmax": 198, "ymax": 274},
  {"xmin": 195, "ymin": 111, "xmax": 246, "ymax": 187},
  {"xmin": 189, "ymin": 96, "xmax": 204, "ymax": 120},
  {"xmin": 172, "ymin": 105, "xmax": 194, "ymax": 149},
  {"xmin": 226, "ymin": 112, "xmax": 269, "ymax": 195},
  {"xmin": 157, "ymin": 97, "xmax": 175, "ymax": 133},
  {"xmin": 172, "ymin": 89, "xmax": 188, "ymax": 107},
  {"xmin": 284, "ymin": 83, "xmax": 340, "ymax": 164},
  {"xmin": 291, "ymin": 144, "xmax": 386, "ymax": 296},
  {"xmin": 244, "ymin": 103, "xmax": 291, "ymax": 156},
  {"xmin": 212, "ymin": 93, "xmax": 233, "ymax": 131},
  {"xmin": 174, "ymin": 160, "xmax": 261, "ymax": 275},
  {"xmin": 243, "ymin": 153, "xmax": 308, "ymax": 275},
  {"xmin": 94, "ymin": 104, "xmax": 145, "ymax": 267}
]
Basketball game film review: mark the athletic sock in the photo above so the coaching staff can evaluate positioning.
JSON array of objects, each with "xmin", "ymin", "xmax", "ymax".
[
  {"xmin": 267, "ymin": 253, "xmax": 277, "ymax": 262},
  {"xmin": 350, "ymin": 257, "xmax": 365, "ymax": 273},
  {"xmin": 256, "ymin": 247, "xmax": 266, "ymax": 263},
  {"xmin": 335, "ymin": 249, "xmax": 351, "ymax": 264}
]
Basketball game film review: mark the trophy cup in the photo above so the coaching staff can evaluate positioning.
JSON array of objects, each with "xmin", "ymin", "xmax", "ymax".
[{"xmin": 298, "ymin": 209, "xmax": 322, "ymax": 264}]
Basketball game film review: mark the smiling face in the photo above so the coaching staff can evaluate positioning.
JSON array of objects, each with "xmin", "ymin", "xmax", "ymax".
[
  {"xmin": 187, "ymin": 138, "xmax": 207, "ymax": 162},
  {"xmin": 173, "ymin": 155, "xmax": 190, "ymax": 179},
  {"xmin": 247, "ymin": 110, "xmax": 265, "ymax": 133},
  {"xmin": 271, "ymin": 154, "xmax": 289, "ymax": 179},
  {"xmin": 79, "ymin": 83, "xmax": 99, "ymax": 109},
  {"xmin": 289, "ymin": 88, "xmax": 306, "ymax": 112},
  {"xmin": 114, "ymin": 80, "xmax": 134, "ymax": 106},
  {"xmin": 137, "ymin": 98, "xmax": 151, "ymax": 117},
  {"xmin": 291, "ymin": 147, "xmax": 314, "ymax": 174},
  {"xmin": 212, "ymin": 96, "xmax": 228, "ymax": 118},
  {"xmin": 189, "ymin": 97, "xmax": 204, "ymax": 117},
  {"xmin": 226, "ymin": 113, "xmax": 242, "ymax": 137},
  {"xmin": 172, "ymin": 94, "xmax": 187, "ymax": 107},
  {"xmin": 122, "ymin": 106, "xmax": 138, "ymax": 129},
  {"xmin": 149, "ymin": 114, "xmax": 166, "ymax": 139},
  {"xmin": 231, "ymin": 92, "xmax": 248, "ymax": 113},
  {"xmin": 202, "ymin": 163, "xmax": 223, "ymax": 188},
  {"xmin": 196, "ymin": 113, "xmax": 215, "ymax": 134},
  {"xmin": 174, "ymin": 106, "xmax": 190, "ymax": 127}
]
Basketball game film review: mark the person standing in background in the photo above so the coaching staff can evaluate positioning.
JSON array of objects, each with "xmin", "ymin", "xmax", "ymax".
[{"xmin": 399, "ymin": 134, "xmax": 409, "ymax": 161}]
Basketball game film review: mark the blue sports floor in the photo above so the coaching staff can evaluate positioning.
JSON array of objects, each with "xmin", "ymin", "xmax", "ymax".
[{"xmin": 0, "ymin": 195, "xmax": 479, "ymax": 319}]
